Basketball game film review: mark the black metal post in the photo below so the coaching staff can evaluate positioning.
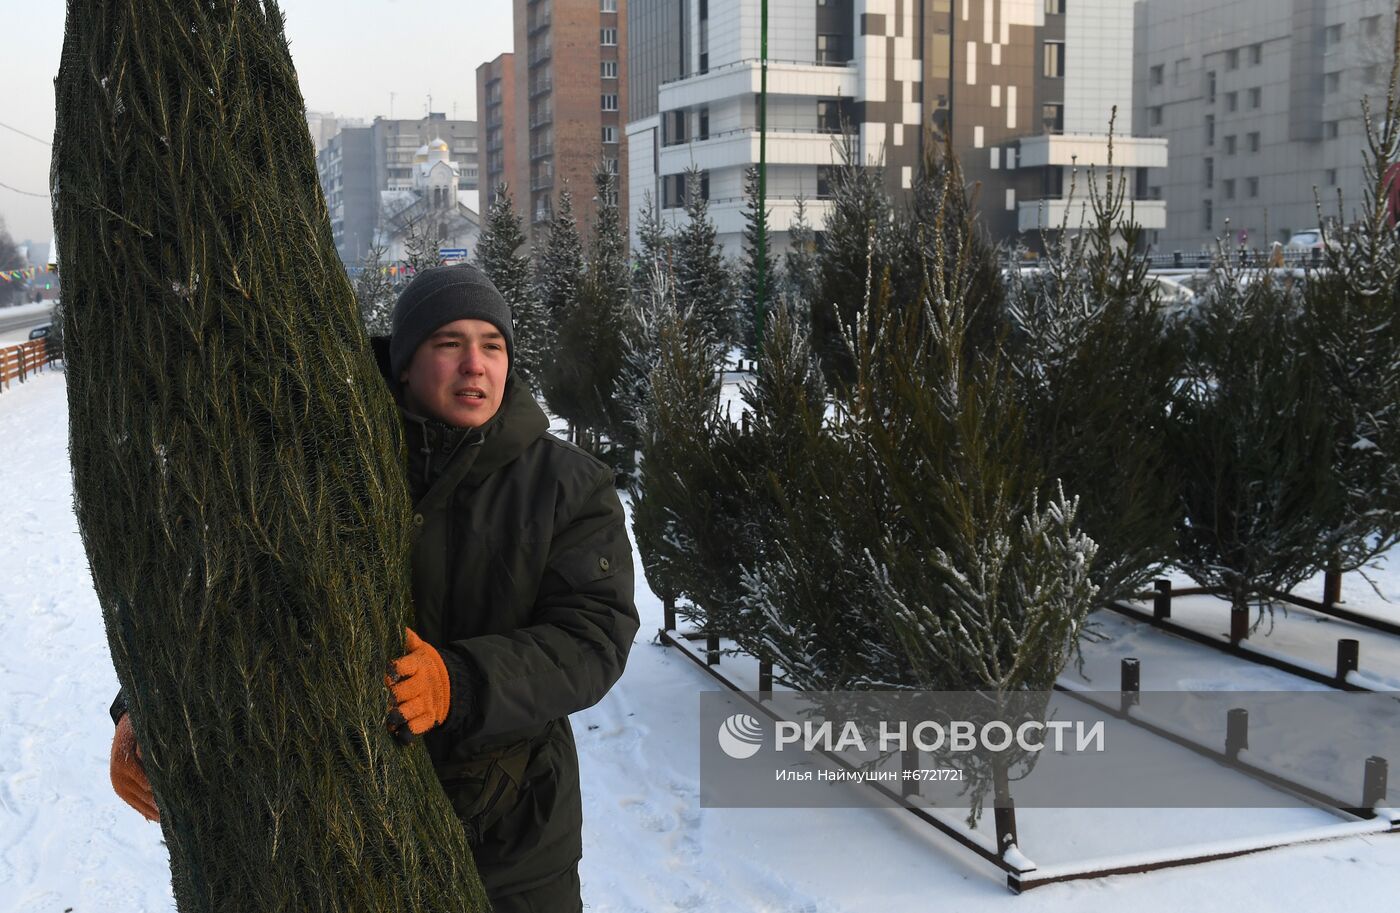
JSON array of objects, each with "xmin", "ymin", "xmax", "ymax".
[
  {"xmin": 902, "ymin": 746, "xmax": 918, "ymax": 799},
  {"xmin": 1120, "ymin": 657, "xmax": 1141, "ymax": 715},
  {"xmin": 1153, "ymin": 579, "xmax": 1172, "ymax": 621},
  {"xmin": 1230, "ymin": 604, "xmax": 1249, "ymax": 645},
  {"xmin": 707, "ymin": 632, "xmax": 721, "ymax": 666},
  {"xmin": 1337, "ymin": 639, "xmax": 1360, "ymax": 684},
  {"xmin": 664, "ymin": 595, "xmax": 676, "ymax": 632},
  {"xmin": 1226, "ymin": 708, "xmax": 1249, "ymax": 760},
  {"xmin": 758, "ymin": 659, "xmax": 773, "ymax": 700},
  {"xmin": 1324, "ymin": 569, "xmax": 1343, "ymax": 608},
  {"xmin": 1363, "ymin": 756, "xmax": 1389, "ymax": 810}
]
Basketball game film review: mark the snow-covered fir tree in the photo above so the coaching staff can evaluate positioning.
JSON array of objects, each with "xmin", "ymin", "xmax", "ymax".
[
  {"xmin": 810, "ymin": 137, "xmax": 895, "ymax": 381},
  {"xmin": 672, "ymin": 167, "xmax": 734, "ymax": 351},
  {"xmin": 1002, "ymin": 128, "xmax": 1181, "ymax": 608},
  {"xmin": 353, "ymin": 243, "xmax": 396, "ymax": 336},
  {"xmin": 476, "ymin": 184, "xmax": 548, "ymax": 389}
]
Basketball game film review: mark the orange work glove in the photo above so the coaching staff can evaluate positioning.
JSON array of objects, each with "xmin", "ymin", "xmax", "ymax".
[
  {"xmin": 111, "ymin": 713, "xmax": 160, "ymax": 822},
  {"xmin": 387, "ymin": 628, "xmax": 451, "ymax": 736}
]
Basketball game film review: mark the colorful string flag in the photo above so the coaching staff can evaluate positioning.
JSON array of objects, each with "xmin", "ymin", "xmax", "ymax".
[{"xmin": 0, "ymin": 267, "xmax": 40, "ymax": 282}]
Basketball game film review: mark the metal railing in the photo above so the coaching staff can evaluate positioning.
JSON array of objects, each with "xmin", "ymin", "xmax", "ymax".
[
  {"xmin": 529, "ymin": 142, "xmax": 554, "ymax": 160},
  {"xmin": 529, "ymin": 107, "xmax": 554, "ymax": 129},
  {"xmin": 529, "ymin": 76, "xmax": 553, "ymax": 98}
]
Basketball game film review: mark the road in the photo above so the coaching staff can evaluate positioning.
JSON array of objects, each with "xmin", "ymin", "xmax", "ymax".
[{"xmin": 0, "ymin": 304, "xmax": 54, "ymax": 345}]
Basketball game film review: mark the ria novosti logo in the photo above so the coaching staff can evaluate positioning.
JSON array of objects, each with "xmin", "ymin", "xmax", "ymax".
[{"xmin": 717, "ymin": 713, "xmax": 764, "ymax": 759}]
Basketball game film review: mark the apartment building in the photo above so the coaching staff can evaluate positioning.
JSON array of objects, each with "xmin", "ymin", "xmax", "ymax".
[
  {"xmin": 1135, "ymin": 0, "xmax": 1396, "ymax": 252},
  {"xmin": 627, "ymin": 0, "xmax": 1167, "ymax": 256},
  {"xmin": 515, "ymin": 0, "xmax": 629, "ymax": 244},
  {"xmin": 477, "ymin": 53, "xmax": 525, "ymax": 218}
]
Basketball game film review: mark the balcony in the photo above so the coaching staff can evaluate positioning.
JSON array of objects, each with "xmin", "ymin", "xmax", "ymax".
[
  {"xmin": 529, "ymin": 106, "xmax": 554, "ymax": 129},
  {"xmin": 530, "ymin": 142, "xmax": 554, "ymax": 160},
  {"xmin": 1016, "ymin": 134, "xmax": 1169, "ymax": 170},
  {"xmin": 528, "ymin": 8, "xmax": 551, "ymax": 34},
  {"xmin": 659, "ymin": 59, "xmax": 858, "ymax": 110},
  {"xmin": 530, "ymin": 76, "xmax": 553, "ymax": 98},
  {"xmin": 657, "ymin": 127, "xmax": 857, "ymax": 175},
  {"xmin": 1017, "ymin": 197, "xmax": 1167, "ymax": 233},
  {"xmin": 531, "ymin": 167, "xmax": 554, "ymax": 191},
  {"xmin": 528, "ymin": 43, "xmax": 552, "ymax": 67}
]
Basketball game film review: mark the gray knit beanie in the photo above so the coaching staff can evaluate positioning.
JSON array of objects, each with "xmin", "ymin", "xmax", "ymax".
[{"xmin": 389, "ymin": 264, "xmax": 514, "ymax": 378}]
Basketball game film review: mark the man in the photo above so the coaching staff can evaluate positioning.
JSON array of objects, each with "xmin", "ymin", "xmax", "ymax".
[{"xmin": 110, "ymin": 264, "xmax": 639, "ymax": 911}]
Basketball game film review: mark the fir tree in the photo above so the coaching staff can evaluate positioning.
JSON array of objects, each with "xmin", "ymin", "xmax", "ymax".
[
  {"xmin": 535, "ymin": 187, "xmax": 584, "ymax": 329},
  {"xmin": 53, "ymin": 3, "xmax": 489, "ymax": 910},
  {"xmin": 476, "ymin": 183, "xmax": 548, "ymax": 389},
  {"xmin": 632, "ymin": 190, "xmax": 671, "ymax": 306},
  {"xmin": 400, "ymin": 215, "xmax": 444, "ymax": 276},
  {"xmin": 738, "ymin": 166, "xmax": 778, "ymax": 357},
  {"xmin": 1003, "ymin": 126, "xmax": 1182, "ymax": 608},
  {"xmin": 353, "ymin": 243, "xmax": 395, "ymax": 336},
  {"xmin": 1300, "ymin": 77, "xmax": 1400, "ymax": 576},
  {"xmin": 1171, "ymin": 266, "xmax": 1342, "ymax": 636},
  {"xmin": 672, "ymin": 167, "xmax": 734, "ymax": 351},
  {"xmin": 811, "ymin": 137, "xmax": 895, "ymax": 382},
  {"xmin": 783, "ymin": 192, "xmax": 818, "ymax": 323}
]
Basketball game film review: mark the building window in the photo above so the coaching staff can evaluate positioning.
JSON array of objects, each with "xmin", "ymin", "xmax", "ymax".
[
  {"xmin": 1325, "ymin": 72, "xmax": 1341, "ymax": 93},
  {"xmin": 1364, "ymin": 15, "xmax": 1382, "ymax": 37},
  {"xmin": 1325, "ymin": 168, "xmax": 1338, "ymax": 185},
  {"xmin": 1150, "ymin": 64, "xmax": 1164, "ymax": 86},
  {"xmin": 602, "ymin": 125, "xmax": 617, "ymax": 144},
  {"xmin": 1204, "ymin": 156, "xmax": 1214, "ymax": 188},
  {"xmin": 1206, "ymin": 114, "xmax": 1216, "ymax": 146},
  {"xmin": 1042, "ymin": 103, "xmax": 1065, "ymax": 134},
  {"xmin": 1149, "ymin": 106, "xmax": 1163, "ymax": 127},
  {"xmin": 1325, "ymin": 120, "xmax": 1340, "ymax": 139},
  {"xmin": 1223, "ymin": 178, "xmax": 1236, "ymax": 200},
  {"xmin": 1248, "ymin": 87, "xmax": 1261, "ymax": 109},
  {"xmin": 1249, "ymin": 43, "xmax": 1262, "ymax": 65},
  {"xmin": 1225, "ymin": 134, "xmax": 1237, "ymax": 154},
  {"xmin": 1043, "ymin": 41, "xmax": 1065, "ymax": 78},
  {"xmin": 1225, "ymin": 91, "xmax": 1238, "ymax": 112},
  {"xmin": 604, "ymin": 157, "xmax": 619, "ymax": 174},
  {"xmin": 1206, "ymin": 70, "xmax": 1217, "ymax": 104},
  {"xmin": 697, "ymin": 107, "xmax": 709, "ymax": 140},
  {"xmin": 817, "ymin": 34, "xmax": 844, "ymax": 64},
  {"xmin": 601, "ymin": 27, "xmax": 618, "ymax": 46},
  {"xmin": 1366, "ymin": 64, "xmax": 1383, "ymax": 84},
  {"xmin": 601, "ymin": 60, "xmax": 618, "ymax": 79},
  {"xmin": 1325, "ymin": 24, "xmax": 1343, "ymax": 46},
  {"xmin": 601, "ymin": 93, "xmax": 618, "ymax": 111},
  {"xmin": 602, "ymin": 0, "xmax": 617, "ymax": 10},
  {"xmin": 816, "ymin": 166, "xmax": 837, "ymax": 199},
  {"xmin": 1247, "ymin": 131, "xmax": 1260, "ymax": 153},
  {"xmin": 1045, "ymin": 0, "xmax": 1065, "ymax": 13},
  {"xmin": 1204, "ymin": 200, "xmax": 1213, "ymax": 233},
  {"xmin": 1247, "ymin": 177, "xmax": 1259, "ymax": 198},
  {"xmin": 1226, "ymin": 48, "xmax": 1239, "ymax": 70},
  {"xmin": 817, "ymin": 99, "xmax": 849, "ymax": 133}
]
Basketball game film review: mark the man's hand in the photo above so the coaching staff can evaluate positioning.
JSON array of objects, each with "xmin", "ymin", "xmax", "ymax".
[
  {"xmin": 110, "ymin": 713, "xmax": 159, "ymax": 822},
  {"xmin": 387, "ymin": 628, "xmax": 451, "ymax": 737}
]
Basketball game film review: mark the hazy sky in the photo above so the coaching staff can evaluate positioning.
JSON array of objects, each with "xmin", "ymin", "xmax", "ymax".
[{"xmin": 0, "ymin": 1, "xmax": 514, "ymax": 248}]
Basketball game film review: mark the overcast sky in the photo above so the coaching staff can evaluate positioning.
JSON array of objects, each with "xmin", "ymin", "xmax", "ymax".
[{"xmin": 0, "ymin": 1, "xmax": 514, "ymax": 249}]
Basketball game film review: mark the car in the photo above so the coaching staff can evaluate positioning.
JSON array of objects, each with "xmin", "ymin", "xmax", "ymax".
[
  {"xmin": 1285, "ymin": 229, "xmax": 1324, "ymax": 250},
  {"xmin": 28, "ymin": 324, "xmax": 51, "ymax": 340}
]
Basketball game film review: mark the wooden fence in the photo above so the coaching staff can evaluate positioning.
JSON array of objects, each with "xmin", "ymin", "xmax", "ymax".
[{"xmin": 0, "ymin": 338, "xmax": 62, "ymax": 392}]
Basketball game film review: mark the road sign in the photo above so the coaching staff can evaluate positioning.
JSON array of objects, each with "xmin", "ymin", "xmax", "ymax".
[{"xmin": 439, "ymin": 248, "xmax": 469, "ymax": 261}]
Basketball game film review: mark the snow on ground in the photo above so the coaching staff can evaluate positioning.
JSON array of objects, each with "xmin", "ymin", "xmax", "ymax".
[
  {"xmin": 0, "ymin": 302, "xmax": 56, "ymax": 347},
  {"xmin": 4, "ymin": 369, "xmax": 1400, "ymax": 912}
]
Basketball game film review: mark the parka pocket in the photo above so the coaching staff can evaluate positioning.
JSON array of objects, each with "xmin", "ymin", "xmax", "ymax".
[{"xmin": 439, "ymin": 739, "xmax": 532, "ymax": 846}]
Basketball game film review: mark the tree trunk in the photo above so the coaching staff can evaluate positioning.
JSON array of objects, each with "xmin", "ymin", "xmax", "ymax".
[{"xmin": 53, "ymin": 3, "xmax": 489, "ymax": 910}]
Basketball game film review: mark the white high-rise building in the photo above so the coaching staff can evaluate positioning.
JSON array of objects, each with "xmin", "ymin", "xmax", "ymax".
[{"xmin": 626, "ymin": 0, "xmax": 1168, "ymax": 256}]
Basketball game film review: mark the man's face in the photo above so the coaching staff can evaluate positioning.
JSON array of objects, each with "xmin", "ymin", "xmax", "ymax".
[{"xmin": 399, "ymin": 319, "xmax": 508, "ymax": 428}]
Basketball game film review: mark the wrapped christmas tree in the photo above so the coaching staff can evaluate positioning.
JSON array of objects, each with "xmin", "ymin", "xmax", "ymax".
[{"xmin": 53, "ymin": 2, "xmax": 489, "ymax": 910}]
